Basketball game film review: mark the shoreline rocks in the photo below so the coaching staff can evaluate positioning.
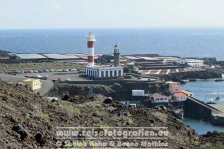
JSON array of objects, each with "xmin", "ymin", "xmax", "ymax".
[{"xmin": 161, "ymin": 69, "xmax": 223, "ymax": 82}]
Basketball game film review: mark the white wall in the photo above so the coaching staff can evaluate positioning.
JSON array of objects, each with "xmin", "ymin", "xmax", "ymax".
[
  {"xmin": 86, "ymin": 66, "xmax": 124, "ymax": 78},
  {"xmin": 132, "ymin": 90, "xmax": 145, "ymax": 96},
  {"xmin": 174, "ymin": 96, "xmax": 187, "ymax": 102},
  {"xmin": 152, "ymin": 98, "xmax": 169, "ymax": 103},
  {"xmin": 187, "ymin": 59, "xmax": 204, "ymax": 67}
]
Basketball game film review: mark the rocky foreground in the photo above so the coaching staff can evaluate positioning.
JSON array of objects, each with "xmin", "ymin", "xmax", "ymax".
[
  {"xmin": 161, "ymin": 69, "xmax": 223, "ymax": 81},
  {"xmin": 0, "ymin": 50, "xmax": 9, "ymax": 57},
  {"xmin": 0, "ymin": 80, "xmax": 224, "ymax": 148}
]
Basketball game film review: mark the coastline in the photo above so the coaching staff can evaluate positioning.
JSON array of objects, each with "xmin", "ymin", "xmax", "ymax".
[{"xmin": 1, "ymin": 50, "xmax": 224, "ymax": 145}]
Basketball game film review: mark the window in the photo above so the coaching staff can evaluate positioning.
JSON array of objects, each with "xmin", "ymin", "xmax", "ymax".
[
  {"xmin": 118, "ymin": 70, "xmax": 122, "ymax": 76},
  {"xmin": 106, "ymin": 71, "xmax": 109, "ymax": 77},
  {"xmin": 114, "ymin": 70, "xmax": 117, "ymax": 76},
  {"xmin": 101, "ymin": 71, "xmax": 104, "ymax": 77},
  {"xmin": 110, "ymin": 71, "xmax": 113, "ymax": 76}
]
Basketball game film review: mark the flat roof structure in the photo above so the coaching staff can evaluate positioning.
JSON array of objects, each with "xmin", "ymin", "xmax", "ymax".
[
  {"xmin": 137, "ymin": 57, "xmax": 161, "ymax": 61},
  {"xmin": 157, "ymin": 56, "xmax": 179, "ymax": 60},
  {"xmin": 14, "ymin": 54, "xmax": 47, "ymax": 59},
  {"xmin": 124, "ymin": 56, "xmax": 140, "ymax": 60},
  {"xmin": 72, "ymin": 53, "xmax": 102, "ymax": 60},
  {"xmin": 22, "ymin": 78, "xmax": 41, "ymax": 82},
  {"xmin": 74, "ymin": 54, "xmax": 88, "ymax": 60},
  {"xmin": 42, "ymin": 54, "xmax": 79, "ymax": 60}
]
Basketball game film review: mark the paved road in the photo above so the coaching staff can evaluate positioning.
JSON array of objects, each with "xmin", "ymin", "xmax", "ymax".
[
  {"xmin": 0, "ymin": 72, "xmax": 147, "ymax": 95},
  {"xmin": 0, "ymin": 72, "xmax": 87, "ymax": 95}
]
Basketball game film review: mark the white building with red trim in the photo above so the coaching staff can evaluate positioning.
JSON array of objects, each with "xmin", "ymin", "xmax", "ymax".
[
  {"xmin": 85, "ymin": 33, "xmax": 123, "ymax": 78},
  {"xmin": 173, "ymin": 92, "xmax": 187, "ymax": 102},
  {"xmin": 180, "ymin": 90, "xmax": 193, "ymax": 97},
  {"xmin": 151, "ymin": 93, "xmax": 169, "ymax": 103},
  {"xmin": 167, "ymin": 81, "xmax": 181, "ymax": 94}
]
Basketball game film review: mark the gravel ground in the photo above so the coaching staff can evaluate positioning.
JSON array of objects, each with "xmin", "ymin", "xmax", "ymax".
[{"xmin": 0, "ymin": 62, "xmax": 85, "ymax": 73}]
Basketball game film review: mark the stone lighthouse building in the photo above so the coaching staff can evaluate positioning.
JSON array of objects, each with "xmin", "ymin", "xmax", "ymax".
[{"xmin": 114, "ymin": 43, "xmax": 120, "ymax": 67}]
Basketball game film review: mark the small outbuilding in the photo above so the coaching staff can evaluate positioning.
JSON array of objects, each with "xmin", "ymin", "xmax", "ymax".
[{"xmin": 21, "ymin": 78, "xmax": 42, "ymax": 91}]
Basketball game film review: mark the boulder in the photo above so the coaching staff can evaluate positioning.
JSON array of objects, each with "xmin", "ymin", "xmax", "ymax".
[
  {"xmin": 35, "ymin": 132, "xmax": 46, "ymax": 145},
  {"xmin": 103, "ymin": 97, "xmax": 113, "ymax": 104},
  {"xmin": 12, "ymin": 123, "xmax": 28, "ymax": 140}
]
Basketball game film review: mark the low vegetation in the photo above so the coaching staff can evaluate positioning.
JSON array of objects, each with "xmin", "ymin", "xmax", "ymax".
[
  {"xmin": 39, "ymin": 113, "xmax": 49, "ymax": 120},
  {"xmin": 0, "ymin": 80, "xmax": 224, "ymax": 148}
]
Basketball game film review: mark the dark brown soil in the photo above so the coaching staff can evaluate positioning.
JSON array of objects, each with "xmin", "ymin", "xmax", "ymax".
[{"xmin": 0, "ymin": 79, "xmax": 223, "ymax": 148}]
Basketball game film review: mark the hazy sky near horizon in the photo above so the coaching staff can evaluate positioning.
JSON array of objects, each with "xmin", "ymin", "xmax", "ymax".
[{"xmin": 1, "ymin": 0, "xmax": 224, "ymax": 29}]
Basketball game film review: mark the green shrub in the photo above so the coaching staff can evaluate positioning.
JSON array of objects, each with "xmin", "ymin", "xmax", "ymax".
[
  {"xmin": 40, "ymin": 113, "xmax": 49, "ymax": 120},
  {"xmin": 72, "ymin": 107, "xmax": 81, "ymax": 116},
  {"xmin": 98, "ymin": 124, "xmax": 110, "ymax": 129},
  {"xmin": 87, "ymin": 101, "xmax": 101, "ymax": 109},
  {"xmin": 111, "ymin": 83, "xmax": 122, "ymax": 90}
]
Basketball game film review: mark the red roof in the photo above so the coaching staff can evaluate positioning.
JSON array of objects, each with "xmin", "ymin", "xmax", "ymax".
[
  {"xmin": 174, "ymin": 92, "xmax": 186, "ymax": 97},
  {"xmin": 169, "ymin": 84, "xmax": 181, "ymax": 92},
  {"xmin": 180, "ymin": 90, "xmax": 192, "ymax": 95},
  {"xmin": 152, "ymin": 94, "xmax": 168, "ymax": 99}
]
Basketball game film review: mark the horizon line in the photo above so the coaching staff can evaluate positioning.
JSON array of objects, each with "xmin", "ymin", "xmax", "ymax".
[{"xmin": 1, "ymin": 26, "xmax": 224, "ymax": 30}]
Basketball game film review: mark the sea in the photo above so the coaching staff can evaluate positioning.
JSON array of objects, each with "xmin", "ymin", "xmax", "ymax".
[
  {"xmin": 182, "ymin": 80, "xmax": 224, "ymax": 134},
  {"xmin": 1, "ymin": 28, "xmax": 224, "ymax": 134},
  {"xmin": 1, "ymin": 28, "xmax": 224, "ymax": 60}
]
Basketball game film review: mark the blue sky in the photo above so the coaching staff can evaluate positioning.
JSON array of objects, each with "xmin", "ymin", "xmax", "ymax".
[{"xmin": 1, "ymin": 0, "xmax": 224, "ymax": 29}]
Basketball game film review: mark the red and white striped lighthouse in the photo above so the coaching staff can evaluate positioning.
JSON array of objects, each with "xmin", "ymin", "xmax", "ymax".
[{"xmin": 87, "ymin": 33, "xmax": 96, "ymax": 66}]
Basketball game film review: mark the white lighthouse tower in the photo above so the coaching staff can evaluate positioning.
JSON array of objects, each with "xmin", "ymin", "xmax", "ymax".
[
  {"xmin": 114, "ymin": 43, "xmax": 120, "ymax": 67},
  {"xmin": 87, "ymin": 33, "xmax": 96, "ymax": 66}
]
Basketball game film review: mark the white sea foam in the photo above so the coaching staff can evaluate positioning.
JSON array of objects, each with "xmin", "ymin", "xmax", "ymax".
[
  {"xmin": 208, "ymin": 92, "xmax": 224, "ymax": 95},
  {"xmin": 208, "ymin": 98, "xmax": 224, "ymax": 101}
]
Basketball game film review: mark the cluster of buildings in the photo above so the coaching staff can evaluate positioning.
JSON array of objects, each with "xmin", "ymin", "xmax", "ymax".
[
  {"xmin": 120, "ymin": 55, "xmax": 205, "ymax": 68},
  {"xmin": 85, "ymin": 33, "xmax": 124, "ymax": 79},
  {"xmin": 132, "ymin": 81, "xmax": 193, "ymax": 104},
  {"xmin": 15, "ymin": 32, "xmax": 124, "ymax": 93},
  {"xmin": 11, "ymin": 33, "xmax": 199, "ymax": 100},
  {"xmin": 120, "ymin": 55, "xmax": 206, "ymax": 76},
  {"xmin": 163, "ymin": 57, "xmax": 205, "ymax": 67}
]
